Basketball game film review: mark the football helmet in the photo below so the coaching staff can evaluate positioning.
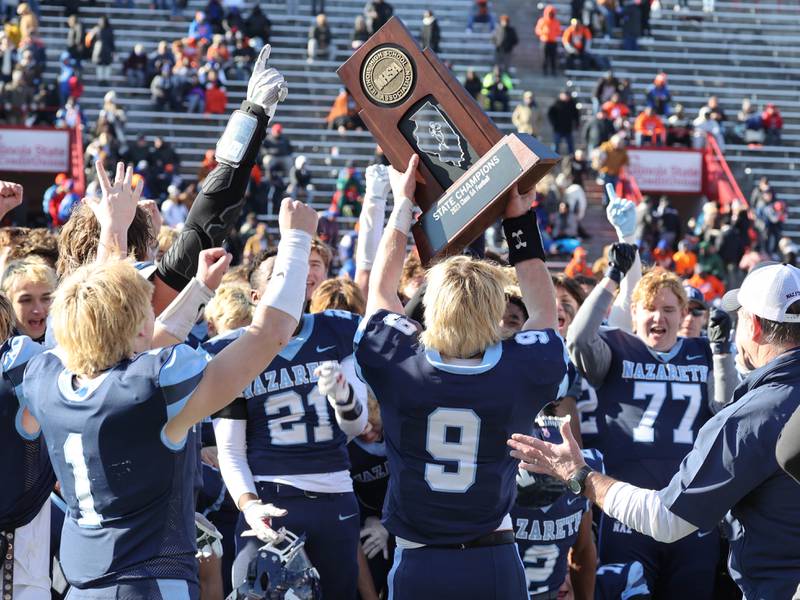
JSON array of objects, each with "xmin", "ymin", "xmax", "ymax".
[
  {"xmin": 515, "ymin": 415, "xmax": 569, "ymax": 508},
  {"xmin": 227, "ymin": 529, "xmax": 321, "ymax": 600},
  {"xmin": 516, "ymin": 468, "xmax": 568, "ymax": 509}
]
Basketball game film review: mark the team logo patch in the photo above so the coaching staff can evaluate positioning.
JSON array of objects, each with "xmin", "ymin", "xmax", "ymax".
[{"xmin": 362, "ymin": 46, "xmax": 414, "ymax": 105}]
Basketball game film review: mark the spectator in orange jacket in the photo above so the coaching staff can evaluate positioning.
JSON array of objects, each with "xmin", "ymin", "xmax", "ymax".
[
  {"xmin": 634, "ymin": 105, "xmax": 667, "ymax": 146},
  {"xmin": 601, "ymin": 92, "xmax": 630, "ymax": 121},
  {"xmin": 686, "ymin": 264, "xmax": 726, "ymax": 302},
  {"xmin": 535, "ymin": 5, "xmax": 561, "ymax": 76},
  {"xmin": 672, "ymin": 240, "xmax": 697, "ymax": 278},
  {"xmin": 326, "ymin": 89, "xmax": 363, "ymax": 133},
  {"xmin": 562, "ymin": 19, "xmax": 592, "ymax": 70},
  {"xmin": 762, "ymin": 103, "xmax": 783, "ymax": 146},
  {"xmin": 565, "ymin": 246, "xmax": 593, "ymax": 278}
]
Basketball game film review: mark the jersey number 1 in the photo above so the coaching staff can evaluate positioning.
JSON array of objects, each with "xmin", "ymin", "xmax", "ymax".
[
  {"xmin": 63, "ymin": 432, "xmax": 103, "ymax": 528},
  {"xmin": 424, "ymin": 408, "xmax": 481, "ymax": 493}
]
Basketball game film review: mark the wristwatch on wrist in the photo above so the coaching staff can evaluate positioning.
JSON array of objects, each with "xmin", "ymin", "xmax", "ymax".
[{"xmin": 567, "ymin": 465, "xmax": 593, "ymax": 495}]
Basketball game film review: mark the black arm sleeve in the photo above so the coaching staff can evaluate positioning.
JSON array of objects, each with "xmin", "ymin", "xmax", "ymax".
[
  {"xmin": 212, "ymin": 396, "xmax": 248, "ymax": 420},
  {"xmin": 156, "ymin": 101, "xmax": 270, "ymax": 291},
  {"xmin": 776, "ymin": 403, "xmax": 800, "ymax": 484}
]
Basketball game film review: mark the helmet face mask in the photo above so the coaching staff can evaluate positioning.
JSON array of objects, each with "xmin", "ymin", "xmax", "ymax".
[
  {"xmin": 516, "ymin": 469, "xmax": 568, "ymax": 509},
  {"xmin": 231, "ymin": 529, "xmax": 322, "ymax": 600}
]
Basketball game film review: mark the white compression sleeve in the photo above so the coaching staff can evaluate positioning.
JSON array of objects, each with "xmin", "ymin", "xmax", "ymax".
[
  {"xmin": 335, "ymin": 355, "xmax": 369, "ymax": 439},
  {"xmin": 155, "ymin": 277, "xmax": 214, "ymax": 342},
  {"xmin": 213, "ymin": 418, "xmax": 256, "ymax": 507},
  {"xmin": 604, "ymin": 482, "xmax": 698, "ymax": 543},
  {"xmin": 259, "ymin": 229, "xmax": 311, "ymax": 321},
  {"xmin": 356, "ymin": 194, "xmax": 388, "ymax": 271}
]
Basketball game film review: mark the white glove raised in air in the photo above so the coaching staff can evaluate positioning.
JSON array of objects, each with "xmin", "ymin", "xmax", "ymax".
[
  {"xmin": 315, "ymin": 362, "xmax": 356, "ymax": 411},
  {"xmin": 195, "ymin": 512, "xmax": 224, "ymax": 560},
  {"xmin": 247, "ymin": 45, "xmax": 288, "ymax": 119},
  {"xmin": 360, "ymin": 516, "xmax": 390, "ymax": 560},
  {"xmin": 242, "ymin": 499, "xmax": 288, "ymax": 543},
  {"xmin": 605, "ymin": 185, "xmax": 637, "ymax": 240},
  {"xmin": 365, "ymin": 164, "xmax": 391, "ymax": 200}
]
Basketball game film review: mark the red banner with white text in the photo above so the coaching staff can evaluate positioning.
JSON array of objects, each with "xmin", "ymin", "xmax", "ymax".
[
  {"xmin": 0, "ymin": 127, "xmax": 70, "ymax": 173},
  {"xmin": 626, "ymin": 148, "xmax": 703, "ymax": 194}
]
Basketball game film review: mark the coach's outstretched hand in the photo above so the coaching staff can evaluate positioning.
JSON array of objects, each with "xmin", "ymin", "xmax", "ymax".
[
  {"xmin": 508, "ymin": 419, "xmax": 587, "ymax": 483},
  {"xmin": 605, "ymin": 242, "xmax": 638, "ymax": 284},
  {"xmin": 247, "ymin": 44, "xmax": 288, "ymax": 118}
]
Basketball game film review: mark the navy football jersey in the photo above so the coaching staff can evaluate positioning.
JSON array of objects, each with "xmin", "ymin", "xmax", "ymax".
[
  {"xmin": 595, "ymin": 330, "xmax": 713, "ymax": 487},
  {"xmin": 513, "ymin": 444, "xmax": 603, "ymax": 597},
  {"xmin": 595, "ymin": 562, "xmax": 651, "ymax": 600},
  {"xmin": 22, "ymin": 344, "xmax": 206, "ymax": 589},
  {"xmin": 348, "ymin": 437, "xmax": 389, "ymax": 520},
  {"xmin": 1, "ymin": 336, "xmax": 53, "ymax": 531},
  {"xmin": 203, "ymin": 311, "xmax": 360, "ymax": 476},
  {"xmin": 354, "ymin": 309, "xmax": 568, "ymax": 545}
]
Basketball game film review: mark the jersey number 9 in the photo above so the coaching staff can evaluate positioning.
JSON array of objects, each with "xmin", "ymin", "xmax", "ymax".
[{"xmin": 424, "ymin": 408, "xmax": 481, "ymax": 493}]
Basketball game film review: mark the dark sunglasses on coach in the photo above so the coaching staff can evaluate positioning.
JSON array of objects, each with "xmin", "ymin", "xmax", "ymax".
[{"xmin": 690, "ymin": 307, "xmax": 707, "ymax": 317}]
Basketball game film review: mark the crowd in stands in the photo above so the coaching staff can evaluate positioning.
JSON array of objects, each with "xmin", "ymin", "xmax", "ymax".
[
  {"xmin": 0, "ymin": 0, "xmax": 789, "ymax": 320},
  {"xmin": 0, "ymin": 0, "xmax": 798, "ymax": 598}
]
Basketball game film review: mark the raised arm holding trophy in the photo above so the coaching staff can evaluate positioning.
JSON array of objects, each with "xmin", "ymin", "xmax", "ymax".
[{"xmin": 337, "ymin": 17, "xmax": 559, "ymax": 263}]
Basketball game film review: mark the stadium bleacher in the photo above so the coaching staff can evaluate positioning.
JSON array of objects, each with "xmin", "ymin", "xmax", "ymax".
[
  {"xmin": 38, "ymin": 0, "xmax": 521, "ymax": 236},
  {"xmin": 546, "ymin": 0, "xmax": 800, "ymax": 238}
]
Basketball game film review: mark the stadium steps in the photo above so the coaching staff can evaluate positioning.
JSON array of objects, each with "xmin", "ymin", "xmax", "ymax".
[
  {"xmin": 541, "ymin": 0, "xmax": 800, "ymax": 239},
  {"xmin": 40, "ymin": 0, "xmax": 522, "ymax": 249}
]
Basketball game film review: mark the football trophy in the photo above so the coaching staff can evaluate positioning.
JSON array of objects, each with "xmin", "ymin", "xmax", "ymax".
[{"xmin": 338, "ymin": 17, "xmax": 559, "ymax": 263}]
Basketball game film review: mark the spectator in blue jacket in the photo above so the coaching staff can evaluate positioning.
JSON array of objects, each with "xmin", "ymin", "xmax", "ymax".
[
  {"xmin": 188, "ymin": 11, "xmax": 213, "ymax": 43},
  {"xmin": 646, "ymin": 72, "xmax": 672, "ymax": 116}
]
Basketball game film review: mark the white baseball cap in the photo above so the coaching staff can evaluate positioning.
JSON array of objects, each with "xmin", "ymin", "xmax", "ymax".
[{"xmin": 721, "ymin": 263, "xmax": 800, "ymax": 323}]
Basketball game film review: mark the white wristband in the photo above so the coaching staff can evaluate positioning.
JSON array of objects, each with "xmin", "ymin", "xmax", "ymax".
[
  {"xmin": 259, "ymin": 229, "xmax": 312, "ymax": 321},
  {"xmin": 156, "ymin": 277, "xmax": 214, "ymax": 342},
  {"xmin": 386, "ymin": 196, "xmax": 418, "ymax": 237}
]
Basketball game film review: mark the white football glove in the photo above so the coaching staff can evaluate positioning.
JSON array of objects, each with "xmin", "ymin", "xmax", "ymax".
[
  {"xmin": 360, "ymin": 516, "xmax": 389, "ymax": 560},
  {"xmin": 195, "ymin": 513, "xmax": 223, "ymax": 560},
  {"xmin": 247, "ymin": 45, "xmax": 288, "ymax": 119},
  {"xmin": 365, "ymin": 164, "xmax": 391, "ymax": 200},
  {"xmin": 605, "ymin": 185, "xmax": 637, "ymax": 240},
  {"xmin": 242, "ymin": 499, "xmax": 287, "ymax": 543},
  {"xmin": 315, "ymin": 362, "xmax": 356, "ymax": 410}
]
